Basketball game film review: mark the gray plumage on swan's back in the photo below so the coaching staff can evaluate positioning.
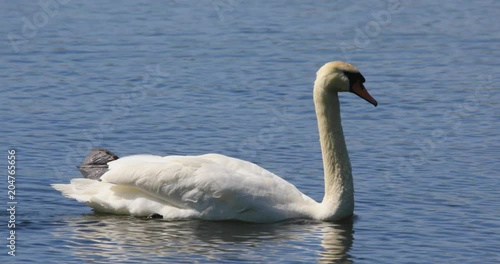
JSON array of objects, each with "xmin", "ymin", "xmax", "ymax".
[{"xmin": 77, "ymin": 148, "xmax": 119, "ymax": 180}]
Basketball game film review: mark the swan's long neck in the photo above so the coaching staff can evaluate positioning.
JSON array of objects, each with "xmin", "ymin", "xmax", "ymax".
[{"xmin": 313, "ymin": 88, "xmax": 354, "ymax": 219}]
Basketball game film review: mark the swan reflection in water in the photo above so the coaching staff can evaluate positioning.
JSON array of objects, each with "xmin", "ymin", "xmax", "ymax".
[{"xmin": 52, "ymin": 214, "xmax": 354, "ymax": 263}]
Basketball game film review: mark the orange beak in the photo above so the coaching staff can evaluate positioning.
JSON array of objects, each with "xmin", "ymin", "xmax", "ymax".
[{"xmin": 351, "ymin": 81, "xmax": 378, "ymax": 107}]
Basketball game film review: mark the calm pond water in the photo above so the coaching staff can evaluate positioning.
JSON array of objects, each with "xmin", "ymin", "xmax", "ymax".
[{"xmin": 1, "ymin": 0, "xmax": 499, "ymax": 263}]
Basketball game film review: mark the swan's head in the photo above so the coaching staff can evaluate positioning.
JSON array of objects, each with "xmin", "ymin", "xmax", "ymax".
[{"xmin": 314, "ymin": 61, "xmax": 378, "ymax": 106}]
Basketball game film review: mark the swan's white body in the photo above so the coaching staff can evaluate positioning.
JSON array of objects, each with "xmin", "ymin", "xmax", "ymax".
[
  {"xmin": 57, "ymin": 154, "xmax": 322, "ymax": 222},
  {"xmin": 53, "ymin": 61, "xmax": 377, "ymax": 223}
]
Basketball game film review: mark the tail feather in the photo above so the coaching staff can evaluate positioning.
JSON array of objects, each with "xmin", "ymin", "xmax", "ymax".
[
  {"xmin": 52, "ymin": 180, "xmax": 169, "ymax": 216},
  {"xmin": 51, "ymin": 179, "xmax": 102, "ymax": 203}
]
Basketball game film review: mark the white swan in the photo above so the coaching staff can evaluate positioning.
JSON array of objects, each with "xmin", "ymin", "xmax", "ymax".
[{"xmin": 52, "ymin": 61, "xmax": 377, "ymax": 223}]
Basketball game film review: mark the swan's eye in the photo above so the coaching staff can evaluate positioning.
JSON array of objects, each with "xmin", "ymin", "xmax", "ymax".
[{"xmin": 343, "ymin": 71, "xmax": 365, "ymax": 87}]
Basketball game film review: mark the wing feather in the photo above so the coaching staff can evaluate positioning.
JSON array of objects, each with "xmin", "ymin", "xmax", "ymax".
[{"xmin": 100, "ymin": 153, "xmax": 316, "ymax": 220}]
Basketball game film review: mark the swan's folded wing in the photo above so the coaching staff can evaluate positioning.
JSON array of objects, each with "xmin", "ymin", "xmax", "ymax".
[{"xmin": 100, "ymin": 154, "xmax": 315, "ymax": 217}]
